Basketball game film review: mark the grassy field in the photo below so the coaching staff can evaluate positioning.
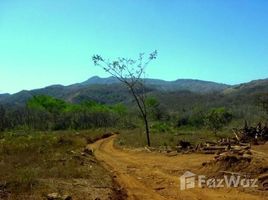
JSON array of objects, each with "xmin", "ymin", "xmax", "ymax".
[
  {"xmin": 0, "ymin": 129, "xmax": 123, "ymax": 200},
  {"xmin": 115, "ymin": 126, "xmax": 233, "ymax": 148}
]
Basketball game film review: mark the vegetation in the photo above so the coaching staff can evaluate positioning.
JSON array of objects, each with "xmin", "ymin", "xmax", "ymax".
[
  {"xmin": 0, "ymin": 78, "xmax": 267, "ymax": 149},
  {"xmin": 0, "ymin": 95, "xmax": 127, "ymax": 131},
  {"xmin": 0, "ymin": 130, "xmax": 118, "ymax": 199},
  {"xmin": 257, "ymin": 93, "xmax": 268, "ymax": 117},
  {"xmin": 0, "ymin": 88, "xmax": 267, "ymax": 145},
  {"xmin": 0, "ymin": 105, "xmax": 6, "ymax": 132},
  {"xmin": 204, "ymin": 107, "xmax": 232, "ymax": 135},
  {"xmin": 116, "ymin": 127, "xmax": 231, "ymax": 148}
]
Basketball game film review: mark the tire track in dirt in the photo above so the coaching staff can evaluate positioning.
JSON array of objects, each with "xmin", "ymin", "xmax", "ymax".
[{"xmin": 89, "ymin": 135, "xmax": 266, "ymax": 200}]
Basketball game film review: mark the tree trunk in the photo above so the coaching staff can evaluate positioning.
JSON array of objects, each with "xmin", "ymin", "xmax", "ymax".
[
  {"xmin": 129, "ymin": 87, "xmax": 151, "ymax": 147},
  {"xmin": 144, "ymin": 115, "xmax": 151, "ymax": 146}
]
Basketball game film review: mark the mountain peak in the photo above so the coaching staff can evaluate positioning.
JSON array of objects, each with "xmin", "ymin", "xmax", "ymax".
[
  {"xmin": 82, "ymin": 76, "xmax": 118, "ymax": 85},
  {"xmin": 88, "ymin": 75, "xmax": 101, "ymax": 80}
]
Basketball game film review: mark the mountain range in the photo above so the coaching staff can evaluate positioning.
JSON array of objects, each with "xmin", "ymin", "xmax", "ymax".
[{"xmin": 0, "ymin": 76, "xmax": 267, "ymax": 107}]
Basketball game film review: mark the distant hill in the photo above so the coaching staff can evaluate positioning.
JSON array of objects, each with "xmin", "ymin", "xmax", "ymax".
[
  {"xmin": 224, "ymin": 78, "xmax": 268, "ymax": 95},
  {"xmin": 82, "ymin": 76, "xmax": 229, "ymax": 92},
  {"xmin": 0, "ymin": 77, "xmax": 267, "ymax": 108}
]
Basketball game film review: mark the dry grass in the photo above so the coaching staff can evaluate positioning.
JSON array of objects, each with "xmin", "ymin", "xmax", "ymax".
[
  {"xmin": 115, "ymin": 127, "xmax": 233, "ymax": 148},
  {"xmin": 0, "ymin": 129, "xmax": 121, "ymax": 200}
]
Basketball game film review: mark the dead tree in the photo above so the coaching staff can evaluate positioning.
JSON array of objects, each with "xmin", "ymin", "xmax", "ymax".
[{"xmin": 92, "ymin": 51, "xmax": 157, "ymax": 146}]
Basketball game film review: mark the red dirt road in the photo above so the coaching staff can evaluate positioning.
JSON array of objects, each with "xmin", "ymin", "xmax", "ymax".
[{"xmin": 89, "ymin": 135, "xmax": 267, "ymax": 200}]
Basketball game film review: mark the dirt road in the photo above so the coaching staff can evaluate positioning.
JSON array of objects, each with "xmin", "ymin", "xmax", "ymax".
[{"xmin": 89, "ymin": 135, "xmax": 267, "ymax": 200}]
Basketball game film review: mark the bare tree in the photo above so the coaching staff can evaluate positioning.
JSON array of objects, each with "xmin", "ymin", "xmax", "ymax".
[{"xmin": 92, "ymin": 51, "xmax": 157, "ymax": 146}]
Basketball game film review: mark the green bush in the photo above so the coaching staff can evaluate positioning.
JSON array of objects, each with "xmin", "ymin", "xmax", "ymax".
[{"xmin": 151, "ymin": 122, "xmax": 172, "ymax": 133}]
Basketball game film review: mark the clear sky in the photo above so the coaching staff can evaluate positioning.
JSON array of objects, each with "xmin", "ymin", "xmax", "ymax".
[{"xmin": 0, "ymin": 0, "xmax": 268, "ymax": 94}]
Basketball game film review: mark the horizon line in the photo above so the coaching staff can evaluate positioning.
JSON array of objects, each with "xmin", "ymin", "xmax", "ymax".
[{"xmin": 1, "ymin": 75, "xmax": 267, "ymax": 95}]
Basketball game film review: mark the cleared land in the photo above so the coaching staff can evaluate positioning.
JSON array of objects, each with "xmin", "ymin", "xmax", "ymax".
[{"xmin": 90, "ymin": 135, "xmax": 268, "ymax": 200}]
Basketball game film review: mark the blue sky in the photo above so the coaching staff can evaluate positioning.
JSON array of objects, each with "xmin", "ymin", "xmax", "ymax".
[{"xmin": 0, "ymin": 0, "xmax": 268, "ymax": 94}]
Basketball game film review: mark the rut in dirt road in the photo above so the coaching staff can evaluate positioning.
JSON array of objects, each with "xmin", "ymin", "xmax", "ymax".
[{"xmin": 89, "ymin": 135, "xmax": 267, "ymax": 200}]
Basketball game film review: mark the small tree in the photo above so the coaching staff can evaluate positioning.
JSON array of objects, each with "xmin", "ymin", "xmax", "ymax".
[
  {"xmin": 204, "ymin": 107, "xmax": 232, "ymax": 136},
  {"xmin": 92, "ymin": 51, "xmax": 157, "ymax": 146}
]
